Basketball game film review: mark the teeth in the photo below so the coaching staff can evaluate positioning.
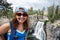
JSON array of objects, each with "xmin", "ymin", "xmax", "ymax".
[{"xmin": 18, "ymin": 18, "xmax": 24, "ymax": 20}]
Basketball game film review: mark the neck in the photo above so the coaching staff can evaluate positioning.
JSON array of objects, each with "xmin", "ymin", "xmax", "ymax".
[
  {"xmin": 18, "ymin": 23, "xmax": 23, "ymax": 27},
  {"xmin": 17, "ymin": 23, "xmax": 24, "ymax": 31}
]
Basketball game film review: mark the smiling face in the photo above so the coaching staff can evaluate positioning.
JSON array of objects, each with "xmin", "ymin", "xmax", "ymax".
[{"xmin": 15, "ymin": 12, "xmax": 28, "ymax": 24}]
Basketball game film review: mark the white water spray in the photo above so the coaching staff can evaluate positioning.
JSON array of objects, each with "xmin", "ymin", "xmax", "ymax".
[{"xmin": 33, "ymin": 21, "xmax": 46, "ymax": 40}]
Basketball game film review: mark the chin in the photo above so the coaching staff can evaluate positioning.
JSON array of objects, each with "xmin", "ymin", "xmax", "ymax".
[{"xmin": 18, "ymin": 21, "xmax": 25, "ymax": 23}]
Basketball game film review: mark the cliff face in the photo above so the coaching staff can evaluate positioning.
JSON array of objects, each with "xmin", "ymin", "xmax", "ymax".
[
  {"xmin": 29, "ymin": 15, "xmax": 38, "ymax": 28},
  {"xmin": 46, "ymin": 20, "xmax": 60, "ymax": 40}
]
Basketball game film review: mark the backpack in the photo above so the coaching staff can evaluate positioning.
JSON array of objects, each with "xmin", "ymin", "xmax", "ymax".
[{"xmin": 4, "ymin": 21, "xmax": 17, "ymax": 40}]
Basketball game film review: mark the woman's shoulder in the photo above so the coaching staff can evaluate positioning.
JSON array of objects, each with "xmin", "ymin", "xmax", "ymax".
[
  {"xmin": 1, "ymin": 20, "xmax": 13, "ymax": 27},
  {"xmin": 0, "ymin": 22, "xmax": 10, "ymax": 34},
  {"xmin": 2, "ymin": 22, "xmax": 10, "ymax": 26},
  {"xmin": 0, "ymin": 22, "xmax": 10, "ymax": 29}
]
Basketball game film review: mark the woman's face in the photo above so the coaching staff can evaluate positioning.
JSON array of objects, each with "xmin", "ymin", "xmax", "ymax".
[{"xmin": 15, "ymin": 12, "xmax": 28, "ymax": 23}]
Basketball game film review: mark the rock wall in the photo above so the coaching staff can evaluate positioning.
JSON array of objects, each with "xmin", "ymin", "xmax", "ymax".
[
  {"xmin": 29, "ymin": 14, "xmax": 38, "ymax": 28},
  {"xmin": 46, "ymin": 20, "xmax": 60, "ymax": 40}
]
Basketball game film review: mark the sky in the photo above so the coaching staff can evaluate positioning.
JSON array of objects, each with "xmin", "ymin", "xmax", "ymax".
[{"xmin": 7, "ymin": 0, "xmax": 60, "ymax": 12}]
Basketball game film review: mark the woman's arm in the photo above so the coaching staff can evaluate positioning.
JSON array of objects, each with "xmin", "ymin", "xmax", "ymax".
[{"xmin": 0, "ymin": 23, "xmax": 10, "ymax": 34}]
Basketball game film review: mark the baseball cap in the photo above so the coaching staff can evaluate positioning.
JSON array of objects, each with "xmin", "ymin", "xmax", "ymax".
[{"xmin": 15, "ymin": 6, "xmax": 27, "ymax": 13}]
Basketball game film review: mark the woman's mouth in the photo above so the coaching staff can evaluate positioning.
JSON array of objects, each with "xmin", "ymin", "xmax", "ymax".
[{"xmin": 17, "ymin": 18, "xmax": 25, "ymax": 22}]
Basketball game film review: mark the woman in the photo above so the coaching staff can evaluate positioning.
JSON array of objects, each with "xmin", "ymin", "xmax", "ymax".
[{"xmin": 0, "ymin": 6, "xmax": 29, "ymax": 40}]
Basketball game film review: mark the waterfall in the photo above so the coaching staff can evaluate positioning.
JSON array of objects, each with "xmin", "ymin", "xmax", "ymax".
[{"xmin": 33, "ymin": 21, "xmax": 46, "ymax": 40}]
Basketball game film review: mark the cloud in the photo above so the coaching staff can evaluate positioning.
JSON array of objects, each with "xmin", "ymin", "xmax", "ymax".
[
  {"xmin": 7, "ymin": 0, "xmax": 49, "ymax": 12},
  {"xmin": 7, "ymin": 0, "xmax": 60, "ymax": 11}
]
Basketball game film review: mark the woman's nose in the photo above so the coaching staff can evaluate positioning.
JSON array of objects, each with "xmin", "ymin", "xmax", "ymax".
[{"xmin": 20, "ymin": 15, "xmax": 23, "ymax": 18}]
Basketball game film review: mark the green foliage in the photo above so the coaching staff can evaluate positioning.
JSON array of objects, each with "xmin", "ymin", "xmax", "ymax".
[
  {"xmin": 48, "ymin": 5, "xmax": 60, "ymax": 23},
  {"xmin": 54, "ymin": 5, "xmax": 60, "ymax": 20},
  {"xmin": 41, "ymin": 7, "xmax": 45, "ymax": 19},
  {"xmin": 28, "ymin": 7, "xmax": 37, "ymax": 15},
  {"xmin": 7, "ymin": 10, "xmax": 13, "ymax": 18},
  {"xmin": 27, "ymin": 7, "xmax": 42, "ymax": 15},
  {"xmin": 48, "ymin": 5, "xmax": 54, "ymax": 23},
  {"xmin": 0, "ymin": 2, "xmax": 13, "ymax": 18}
]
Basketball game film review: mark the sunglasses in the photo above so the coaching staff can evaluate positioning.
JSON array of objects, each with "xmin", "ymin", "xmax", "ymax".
[{"xmin": 16, "ymin": 12, "xmax": 28, "ymax": 17}]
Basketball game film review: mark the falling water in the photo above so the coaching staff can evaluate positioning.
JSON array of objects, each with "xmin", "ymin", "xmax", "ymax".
[{"xmin": 33, "ymin": 21, "xmax": 46, "ymax": 40}]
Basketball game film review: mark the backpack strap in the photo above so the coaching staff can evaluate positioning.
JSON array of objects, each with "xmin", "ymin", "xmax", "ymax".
[{"xmin": 9, "ymin": 21, "xmax": 16, "ymax": 40}]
